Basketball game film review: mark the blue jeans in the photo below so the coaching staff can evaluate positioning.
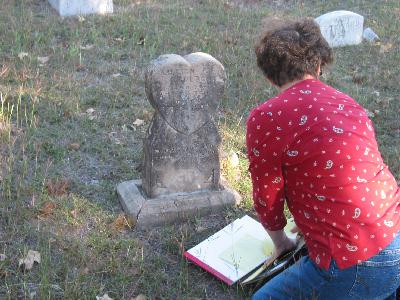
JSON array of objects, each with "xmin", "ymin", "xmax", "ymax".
[{"xmin": 252, "ymin": 233, "xmax": 400, "ymax": 300}]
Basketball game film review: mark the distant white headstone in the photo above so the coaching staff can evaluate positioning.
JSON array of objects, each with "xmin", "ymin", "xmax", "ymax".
[
  {"xmin": 48, "ymin": 0, "xmax": 113, "ymax": 17},
  {"xmin": 363, "ymin": 27, "xmax": 380, "ymax": 42},
  {"xmin": 315, "ymin": 11, "xmax": 364, "ymax": 47}
]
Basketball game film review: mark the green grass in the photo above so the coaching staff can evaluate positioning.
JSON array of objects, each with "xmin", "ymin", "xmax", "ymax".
[{"xmin": 0, "ymin": 0, "xmax": 399, "ymax": 299}]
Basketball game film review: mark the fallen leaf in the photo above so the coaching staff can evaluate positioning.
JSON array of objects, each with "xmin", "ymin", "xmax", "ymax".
[
  {"xmin": 19, "ymin": 250, "xmax": 41, "ymax": 271},
  {"xmin": 63, "ymin": 110, "xmax": 71, "ymax": 118},
  {"xmin": 0, "ymin": 254, "xmax": 6, "ymax": 261},
  {"xmin": 76, "ymin": 64, "xmax": 86, "ymax": 72},
  {"xmin": 228, "ymin": 150, "xmax": 240, "ymax": 168},
  {"xmin": 18, "ymin": 52, "xmax": 29, "ymax": 60},
  {"xmin": 29, "ymin": 194, "xmax": 36, "ymax": 207},
  {"xmin": 135, "ymin": 163, "xmax": 143, "ymax": 172},
  {"xmin": 224, "ymin": 36, "xmax": 238, "ymax": 45},
  {"xmin": 0, "ymin": 64, "xmax": 9, "ymax": 78},
  {"xmin": 86, "ymin": 108, "xmax": 96, "ymax": 120},
  {"xmin": 379, "ymin": 43, "xmax": 393, "ymax": 54},
  {"xmin": 112, "ymin": 73, "xmax": 121, "ymax": 78},
  {"xmin": 67, "ymin": 143, "xmax": 80, "ymax": 150},
  {"xmin": 0, "ymin": 269, "xmax": 8, "ymax": 278},
  {"xmin": 373, "ymin": 90, "xmax": 380, "ymax": 97},
  {"xmin": 195, "ymin": 223, "xmax": 208, "ymax": 233},
  {"xmin": 352, "ymin": 74, "xmax": 367, "ymax": 85},
  {"xmin": 37, "ymin": 56, "xmax": 50, "ymax": 64},
  {"xmin": 141, "ymin": 110, "xmax": 153, "ymax": 121},
  {"xmin": 46, "ymin": 178, "xmax": 70, "ymax": 196},
  {"xmin": 365, "ymin": 109, "xmax": 375, "ymax": 118},
  {"xmin": 137, "ymin": 36, "xmax": 145, "ymax": 45},
  {"xmin": 96, "ymin": 294, "xmax": 113, "ymax": 300},
  {"xmin": 70, "ymin": 209, "xmax": 78, "ymax": 219},
  {"xmin": 223, "ymin": 2, "xmax": 233, "ymax": 9},
  {"xmin": 38, "ymin": 201, "xmax": 56, "ymax": 217},
  {"xmin": 112, "ymin": 213, "xmax": 136, "ymax": 231},
  {"xmin": 80, "ymin": 44, "xmax": 94, "ymax": 50},
  {"xmin": 132, "ymin": 119, "xmax": 145, "ymax": 126}
]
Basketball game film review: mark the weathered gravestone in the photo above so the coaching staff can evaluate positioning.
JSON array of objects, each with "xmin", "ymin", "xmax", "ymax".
[
  {"xmin": 143, "ymin": 53, "xmax": 226, "ymax": 197},
  {"xmin": 48, "ymin": 0, "xmax": 113, "ymax": 17},
  {"xmin": 117, "ymin": 52, "xmax": 241, "ymax": 228},
  {"xmin": 315, "ymin": 11, "xmax": 364, "ymax": 47}
]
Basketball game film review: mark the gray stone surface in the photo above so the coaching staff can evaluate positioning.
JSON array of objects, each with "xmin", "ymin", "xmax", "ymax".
[
  {"xmin": 48, "ymin": 0, "xmax": 113, "ymax": 17},
  {"xmin": 117, "ymin": 52, "xmax": 241, "ymax": 228},
  {"xmin": 117, "ymin": 180, "xmax": 146, "ymax": 218},
  {"xmin": 143, "ymin": 53, "xmax": 226, "ymax": 198},
  {"xmin": 117, "ymin": 180, "xmax": 241, "ymax": 228},
  {"xmin": 315, "ymin": 11, "xmax": 364, "ymax": 47}
]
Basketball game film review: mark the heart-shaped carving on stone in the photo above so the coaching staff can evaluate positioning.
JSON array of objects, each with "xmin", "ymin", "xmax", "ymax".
[{"xmin": 145, "ymin": 52, "xmax": 225, "ymax": 135}]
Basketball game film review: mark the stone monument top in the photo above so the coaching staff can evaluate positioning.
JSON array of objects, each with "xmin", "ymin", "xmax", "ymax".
[{"xmin": 315, "ymin": 10, "xmax": 364, "ymax": 47}]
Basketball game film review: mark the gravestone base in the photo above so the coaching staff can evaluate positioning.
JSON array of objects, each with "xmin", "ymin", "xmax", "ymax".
[{"xmin": 117, "ymin": 180, "xmax": 241, "ymax": 229}]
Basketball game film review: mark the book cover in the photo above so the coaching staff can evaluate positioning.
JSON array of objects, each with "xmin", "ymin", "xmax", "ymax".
[{"xmin": 184, "ymin": 215, "xmax": 297, "ymax": 285}]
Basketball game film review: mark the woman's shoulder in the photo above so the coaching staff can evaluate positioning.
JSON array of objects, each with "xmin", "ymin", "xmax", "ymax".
[
  {"xmin": 311, "ymin": 80, "xmax": 354, "ymax": 101},
  {"xmin": 247, "ymin": 96, "xmax": 282, "ymax": 125}
]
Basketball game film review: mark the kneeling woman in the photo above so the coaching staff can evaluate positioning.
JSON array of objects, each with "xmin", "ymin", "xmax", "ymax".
[{"xmin": 246, "ymin": 18, "xmax": 400, "ymax": 299}]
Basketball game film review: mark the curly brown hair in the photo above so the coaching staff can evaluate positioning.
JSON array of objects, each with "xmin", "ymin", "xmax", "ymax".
[{"xmin": 255, "ymin": 18, "xmax": 333, "ymax": 87}]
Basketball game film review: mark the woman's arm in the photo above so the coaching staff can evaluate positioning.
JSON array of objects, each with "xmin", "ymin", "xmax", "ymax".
[
  {"xmin": 246, "ymin": 108, "xmax": 287, "ymax": 231},
  {"xmin": 267, "ymin": 229, "xmax": 297, "ymax": 255},
  {"xmin": 263, "ymin": 229, "xmax": 297, "ymax": 268}
]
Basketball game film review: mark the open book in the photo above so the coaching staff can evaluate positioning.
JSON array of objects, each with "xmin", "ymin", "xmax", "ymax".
[{"xmin": 184, "ymin": 215, "xmax": 300, "ymax": 286}]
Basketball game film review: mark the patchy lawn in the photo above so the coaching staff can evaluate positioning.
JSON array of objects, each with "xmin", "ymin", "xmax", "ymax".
[{"xmin": 0, "ymin": 0, "xmax": 399, "ymax": 299}]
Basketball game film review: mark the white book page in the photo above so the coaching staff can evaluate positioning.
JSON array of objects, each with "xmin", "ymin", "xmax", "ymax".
[{"xmin": 186, "ymin": 215, "xmax": 297, "ymax": 284}]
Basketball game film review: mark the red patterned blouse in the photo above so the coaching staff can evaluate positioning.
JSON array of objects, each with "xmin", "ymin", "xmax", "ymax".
[{"xmin": 246, "ymin": 79, "xmax": 400, "ymax": 270}]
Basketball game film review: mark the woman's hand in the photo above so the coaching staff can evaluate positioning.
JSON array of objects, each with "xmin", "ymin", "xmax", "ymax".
[
  {"xmin": 264, "ymin": 231, "xmax": 298, "ymax": 268},
  {"xmin": 291, "ymin": 225, "xmax": 301, "ymax": 234}
]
